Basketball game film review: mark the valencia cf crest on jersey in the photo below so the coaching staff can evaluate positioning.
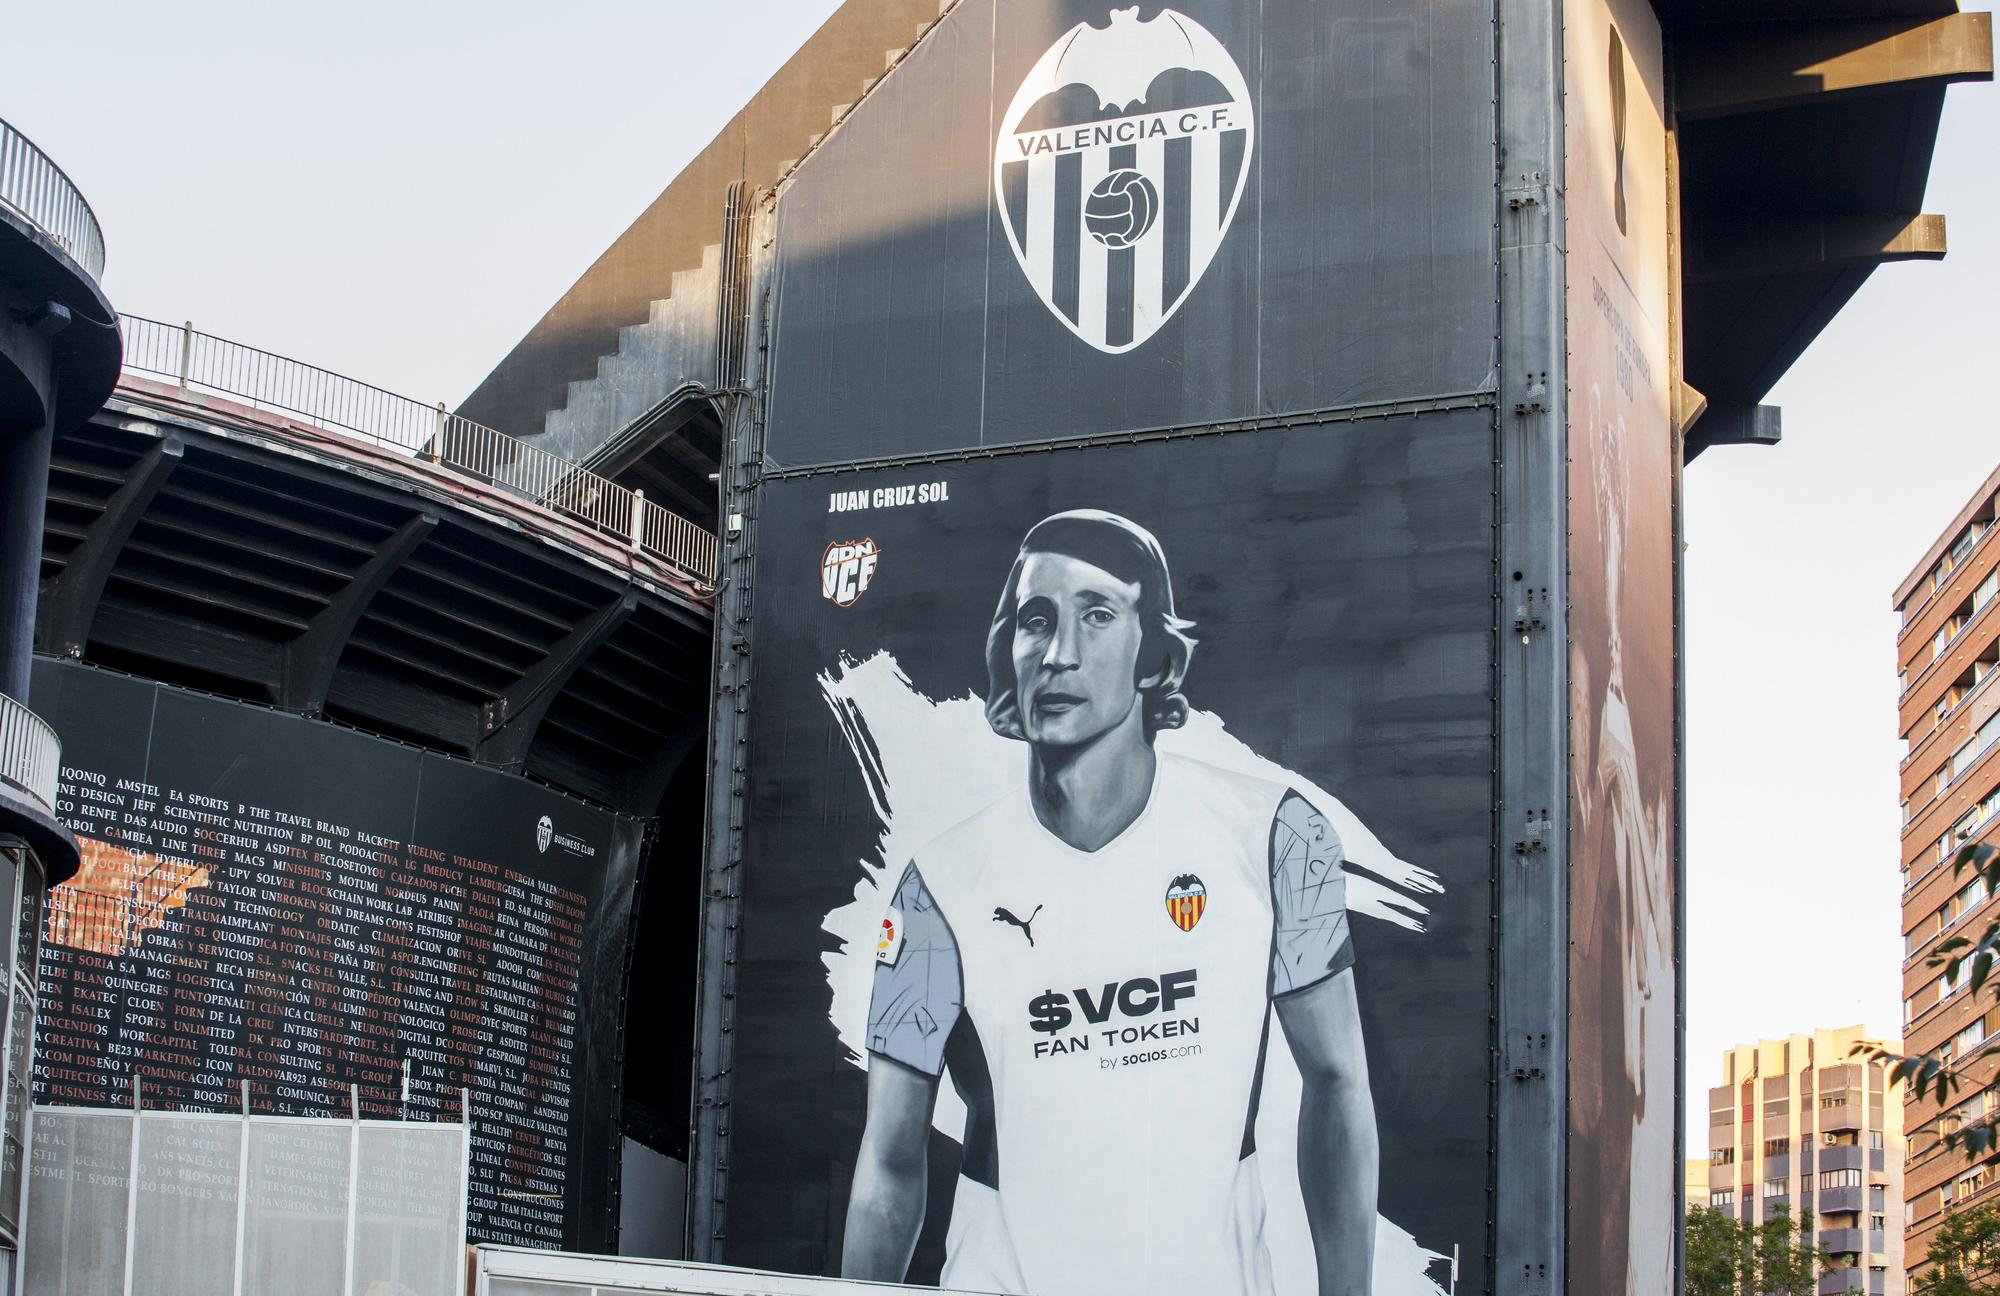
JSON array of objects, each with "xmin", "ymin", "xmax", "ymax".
[
  {"xmin": 994, "ymin": 7, "xmax": 1255, "ymax": 354},
  {"xmin": 1164, "ymin": 874, "xmax": 1206, "ymax": 932}
]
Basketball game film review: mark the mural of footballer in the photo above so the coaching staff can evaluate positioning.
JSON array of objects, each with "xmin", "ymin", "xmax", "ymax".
[{"xmin": 841, "ymin": 510, "xmax": 1379, "ymax": 1296}]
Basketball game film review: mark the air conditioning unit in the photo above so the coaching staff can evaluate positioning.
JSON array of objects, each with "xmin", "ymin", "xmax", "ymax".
[{"xmin": 1825, "ymin": 1134, "xmax": 1839, "ymax": 1145}]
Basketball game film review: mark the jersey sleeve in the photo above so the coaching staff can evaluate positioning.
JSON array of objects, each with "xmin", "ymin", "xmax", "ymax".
[
  {"xmin": 1268, "ymin": 791, "xmax": 1356, "ymax": 997},
  {"xmin": 865, "ymin": 862, "xmax": 963, "ymax": 1077}
]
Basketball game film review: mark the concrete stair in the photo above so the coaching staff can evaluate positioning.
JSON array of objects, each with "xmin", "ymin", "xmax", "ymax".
[{"xmin": 528, "ymin": 0, "xmax": 963, "ymax": 467}]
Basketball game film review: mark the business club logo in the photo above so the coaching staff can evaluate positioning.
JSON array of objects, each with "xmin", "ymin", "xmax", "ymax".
[
  {"xmin": 994, "ymin": 7, "xmax": 1255, "ymax": 354},
  {"xmin": 822, "ymin": 539, "xmax": 880, "ymax": 607},
  {"xmin": 1164, "ymin": 873, "xmax": 1206, "ymax": 932},
  {"xmin": 535, "ymin": 814, "xmax": 554, "ymax": 854}
]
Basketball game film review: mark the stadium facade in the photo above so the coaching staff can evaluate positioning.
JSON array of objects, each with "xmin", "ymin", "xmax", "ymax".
[{"xmin": 9, "ymin": 0, "xmax": 1993, "ymax": 1292}]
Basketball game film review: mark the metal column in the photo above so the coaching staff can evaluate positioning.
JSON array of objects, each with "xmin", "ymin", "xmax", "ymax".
[
  {"xmin": 1493, "ymin": 0, "xmax": 1570, "ymax": 1291},
  {"xmin": 688, "ymin": 201, "xmax": 775, "ymax": 1264}
]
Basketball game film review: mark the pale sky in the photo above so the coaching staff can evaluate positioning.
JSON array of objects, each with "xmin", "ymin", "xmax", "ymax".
[{"xmin": 10, "ymin": 3, "xmax": 1997, "ymax": 1146}]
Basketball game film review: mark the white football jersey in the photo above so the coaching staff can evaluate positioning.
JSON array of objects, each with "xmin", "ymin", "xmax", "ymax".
[{"xmin": 866, "ymin": 752, "xmax": 1354, "ymax": 1296}]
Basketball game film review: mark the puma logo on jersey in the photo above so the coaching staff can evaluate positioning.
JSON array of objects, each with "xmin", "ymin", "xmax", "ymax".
[{"xmin": 993, "ymin": 904, "xmax": 1043, "ymax": 946}]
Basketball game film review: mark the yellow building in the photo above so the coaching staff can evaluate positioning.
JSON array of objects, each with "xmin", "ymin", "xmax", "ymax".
[{"xmin": 1704, "ymin": 1027, "xmax": 1905, "ymax": 1294}]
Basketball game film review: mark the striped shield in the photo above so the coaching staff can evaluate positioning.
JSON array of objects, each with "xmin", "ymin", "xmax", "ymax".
[
  {"xmin": 1164, "ymin": 874, "xmax": 1207, "ymax": 933},
  {"xmin": 994, "ymin": 8, "xmax": 1255, "ymax": 355}
]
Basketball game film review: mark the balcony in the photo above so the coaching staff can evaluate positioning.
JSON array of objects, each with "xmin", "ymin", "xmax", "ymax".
[
  {"xmin": 0, "ymin": 692, "xmax": 77, "ymax": 882},
  {"xmin": 0, "ymin": 118, "xmax": 105, "ymax": 278},
  {"xmin": 1819, "ymin": 1102, "xmax": 1864, "ymax": 1132},
  {"xmin": 1820, "ymin": 1145, "xmax": 1865, "ymax": 1173},
  {"xmin": 1820, "ymin": 1228, "xmax": 1863, "ymax": 1254},
  {"xmin": 1821, "ymin": 1186, "xmax": 1865, "ymax": 1214},
  {"xmin": 0, "ymin": 692, "xmax": 57, "ymax": 813},
  {"xmin": 1819, "ymin": 1270, "xmax": 1866, "ymax": 1295}
]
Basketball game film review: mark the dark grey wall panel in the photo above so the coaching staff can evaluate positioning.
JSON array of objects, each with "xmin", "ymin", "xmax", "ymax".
[{"xmin": 764, "ymin": 0, "xmax": 1497, "ymax": 469}]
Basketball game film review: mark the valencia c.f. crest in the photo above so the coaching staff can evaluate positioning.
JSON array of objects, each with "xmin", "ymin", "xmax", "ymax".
[
  {"xmin": 994, "ymin": 7, "xmax": 1255, "ymax": 354},
  {"xmin": 1164, "ymin": 874, "xmax": 1207, "ymax": 932}
]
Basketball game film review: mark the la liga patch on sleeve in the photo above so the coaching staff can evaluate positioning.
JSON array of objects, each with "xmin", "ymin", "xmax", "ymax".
[{"xmin": 875, "ymin": 907, "xmax": 903, "ymax": 965}]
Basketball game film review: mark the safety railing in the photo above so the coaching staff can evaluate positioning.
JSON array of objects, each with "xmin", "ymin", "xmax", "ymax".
[
  {"xmin": 0, "ymin": 693, "xmax": 61, "ymax": 816},
  {"xmin": 0, "ymin": 118, "xmax": 105, "ymax": 279},
  {"xmin": 119, "ymin": 316, "xmax": 718, "ymax": 587}
]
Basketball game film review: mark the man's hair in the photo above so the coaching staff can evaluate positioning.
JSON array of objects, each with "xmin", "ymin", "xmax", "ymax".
[{"xmin": 984, "ymin": 510, "xmax": 1197, "ymax": 741}]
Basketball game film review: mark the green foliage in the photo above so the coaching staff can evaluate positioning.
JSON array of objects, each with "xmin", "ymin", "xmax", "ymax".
[
  {"xmin": 1686, "ymin": 1206, "xmax": 1743, "ymax": 1296},
  {"xmin": 1915, "ymin": 1197, "xmax": 2000, "ymax": 1294},
  {"xmin": 1683, "ymin": 1205, "xmax": 1827, "ymax": 1296},
  {"xmin": 1859, "ymin": 842, "xmax": 2000, "ymax": 1154}
]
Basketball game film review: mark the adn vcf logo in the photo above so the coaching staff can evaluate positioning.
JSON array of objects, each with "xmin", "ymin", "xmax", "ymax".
[
  {"xmin": 995, "ymin": 7, "xmax": 1255, "ymax": 354},
  {"xmin": 822, "ymin": 539, "xmax": 880, "ymax": 607}
]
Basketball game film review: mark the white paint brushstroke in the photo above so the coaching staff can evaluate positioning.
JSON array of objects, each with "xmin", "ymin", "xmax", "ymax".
[{"xmin": 813, "ymin": 651, "xmax": 1458, "ymax": 1296}]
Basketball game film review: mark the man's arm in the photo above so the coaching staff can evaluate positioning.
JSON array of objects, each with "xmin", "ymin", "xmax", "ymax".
[
  {"xmin": 1276, "ymin": 969, "xmax": 1378, "ymax": 1296},
  {"xmin": 1269, "ymin": 792, "xmax": 1376, "ymax": 1296},
  {"xmin": 842, "ymin": 1057, "xmax": 939, "ymax": 1280},
  {"xmin": 841, "ymin": 862, "xmax": 961, "ymax": 1281}
]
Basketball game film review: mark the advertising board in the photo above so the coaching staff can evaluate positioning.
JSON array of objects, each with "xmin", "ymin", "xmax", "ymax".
[
  {"xmin": 1562, "ymin": 0, "xmax": 1679, "ymax": 1290},
  {"xmin": 27, "ymin": 658, "xmax": 643, "ymax": 1253},
  {"xmin": 723, "ymin": 415, "xmax": 1495, "ymax": 1294}
]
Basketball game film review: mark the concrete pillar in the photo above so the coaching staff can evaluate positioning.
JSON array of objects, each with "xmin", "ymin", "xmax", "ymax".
[{"xmin": 0, "ymin": 418, "xmax": 54, "ymax": 702}]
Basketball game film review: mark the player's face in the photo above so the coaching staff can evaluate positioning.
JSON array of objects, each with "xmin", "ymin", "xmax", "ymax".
[{"xmin": 1010, "ymin": 552, "xmax": 1150, "ymax": 749}]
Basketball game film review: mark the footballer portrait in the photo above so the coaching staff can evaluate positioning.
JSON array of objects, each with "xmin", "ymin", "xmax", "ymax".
[{"xmin": 839, "ymin": 510, "xmax": 1381, "ymax": 1296}]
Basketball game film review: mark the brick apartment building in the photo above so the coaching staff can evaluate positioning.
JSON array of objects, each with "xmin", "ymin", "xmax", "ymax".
[
  {"xmin": 1705, "ymin": 1027, "xmax": 1904, "ymax": 1295},
  {"xmin": 1898, "ymin": 464, "xmax": 2000, "ymax": 1281}
]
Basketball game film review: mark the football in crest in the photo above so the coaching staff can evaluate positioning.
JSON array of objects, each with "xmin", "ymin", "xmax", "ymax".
[
  {"xmin": 994, "ymin": 7, "xmax": 1256, "ymax": 354},
  {"xmin": 1164, "ymin": 874, "xmax": 1207, "ymax": 932},
  {"xmin": 1084, "ymin": 169, "xmax": 1161, "ymax": 249}
]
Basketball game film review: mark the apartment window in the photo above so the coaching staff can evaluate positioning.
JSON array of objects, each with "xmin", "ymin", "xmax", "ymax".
[
  {"xmin": 1821, "ymin": 1169, "xmax": 1863, "ymax": 1190},
  {"xmin": 1764, "ymin": 1179, "xmax": 1787, "ymax": 1199},
  {"xmin": 1959, "ymin": 1020, "xmax": 1988, "ymax": 1056},
  {"xmin": 1870, "ymin": 1215, "xmax": 1886, "ymax": 1232},
  {"xmin": 1764, "ymin": 1138, "xmax": 1791, "ymax": 1158},
  {"xmin": 1870, "ymin": 1185, "xmax": 1885, "ymax": 1211},
  {"xmin": 1867, "ymin": 1130, "xmax": 1883, "ymax": 1150},
  {"xmin": 1712, "ymin": 1147, "xmax": 1735, "ymax": 1166},
  {"xmin": 1712, "ymin": 1190, "xmax": 1735, "ymax": 1208}
]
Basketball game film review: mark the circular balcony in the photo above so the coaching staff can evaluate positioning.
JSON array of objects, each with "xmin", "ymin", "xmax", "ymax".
[
  {"xmin": 0, "ymin": 691, "xmax": 75, "ymax": 883},
  {"xmin": 0, "ymin": 119, "xmax": 105, "ymax": 280},
  {"xmin": 0, "ymin": 116, "xmax": 120, "ymax": 435}
]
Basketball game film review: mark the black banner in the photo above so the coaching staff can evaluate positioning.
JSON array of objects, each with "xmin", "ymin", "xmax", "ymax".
[
  {"xmin": 763, "ymin": 0, "xmax": 1497, "ymax": 469},
  {"xmin": 27, "ymin": 658, "xmax": 642, "ymax": 1253},
  {"xmin": 725, "ymin": 414, "xmax": 1494, "ymax": 1294}
]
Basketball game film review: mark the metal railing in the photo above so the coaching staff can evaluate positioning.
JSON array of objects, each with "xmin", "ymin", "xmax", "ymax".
[
  {"xmin": 0, "ymin": 118, "xmax": 105, "ymax": 279},
  {"xmin": 0, "ymin": 693, "xmax": 61, "ymax": 816},
  {"xmin": 119, "ymin": 316, "xmax": 718, "ymax": 586}
]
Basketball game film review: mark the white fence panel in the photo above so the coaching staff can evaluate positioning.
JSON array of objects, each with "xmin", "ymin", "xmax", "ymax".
[{"xmin": 20, "ymin": 1104, "xmax": 468, "ymax": 1296}]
